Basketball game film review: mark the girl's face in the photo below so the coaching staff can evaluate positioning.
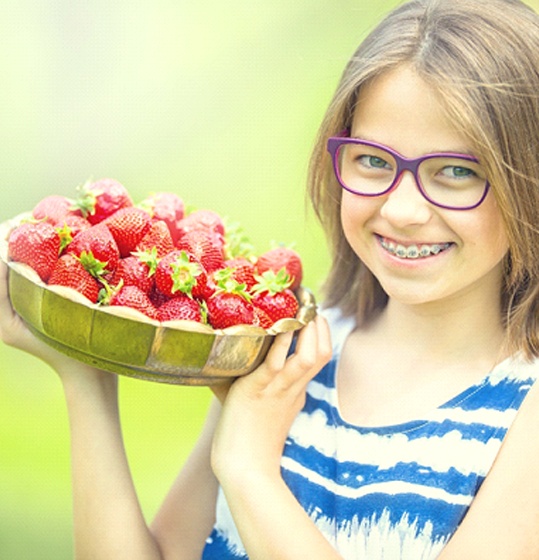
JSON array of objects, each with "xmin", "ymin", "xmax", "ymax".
[{"xmin": 342, "ymin": 65, "xmax": 509, "ymax": 309}]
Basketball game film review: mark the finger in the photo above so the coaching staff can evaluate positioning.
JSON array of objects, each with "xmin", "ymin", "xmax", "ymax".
[
  {"xmin": 263, "ymin": 330, "xmax": 295, "ymax": 373},
  {"xmin": 241, "ymin": 330, "xmax": 295, "ymax": 391},
  {"xmin": 0, "ymin": 260, "xmax": 23, "ymax": 343},
  {"xmin": 294, "ymin": 315, "xmax": 326, "ymax": 354},
  {"xmin": 0, "ymin": 259, "xmax": 11, "ymax": 309},
  {"xmin": 0, "ymin": 260, "xmax": 56, "ymax": 358},
  {"xmin": 283, "ymin": 316, "xmax": 331, "ymax": 385},
  {"xmin": 313, "ymin": 315, "xmax": 332, "ymax": 364},
  {"xmin": 259, "ymin": 321, "xmax": 319, "ymax": 389}
]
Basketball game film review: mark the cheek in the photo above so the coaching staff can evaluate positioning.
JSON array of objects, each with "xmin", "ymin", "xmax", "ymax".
[
  {"xmin": 340, "ymin": 192, "xmax": 372, "ymax": 237},
  {"xmin": 474, "ymin": 199, "xmax": 509, "ymax": 259},
  {"xmin": 340, "ymin": 199, "xmax": 363, "ymax": 253},
  {"xmin": 490, "ymin": 224, "xmax": 510, "ymax": 261},
  {"xmin": 339, "ymin": 194, "xmax": 382, "ymax": 266},
  {"xmin": 452, "ymin": 197, "xmax": 509, "ymax": 262}
]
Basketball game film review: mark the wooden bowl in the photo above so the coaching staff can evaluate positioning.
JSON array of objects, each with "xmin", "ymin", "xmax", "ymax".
[{"xmin": 0, "ymin": 216, "xmax": 317, "ymax": 385}]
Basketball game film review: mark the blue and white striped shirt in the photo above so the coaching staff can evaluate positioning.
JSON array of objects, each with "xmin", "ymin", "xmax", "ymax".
[{"xmin": 202, "ymin": 308, "xmax": 539, "ymax": 559}]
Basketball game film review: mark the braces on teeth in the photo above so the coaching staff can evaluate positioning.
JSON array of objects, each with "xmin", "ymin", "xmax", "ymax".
[{"xmin": 380, "ymin": 238, "xmax": 451, "ymax": 259}]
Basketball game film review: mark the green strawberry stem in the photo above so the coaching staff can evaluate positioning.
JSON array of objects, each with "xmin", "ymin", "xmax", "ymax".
[
  {"xmin": 73, "ymin": 179, "xmax": 98, "ymax": 218},
  {"xmin": 131, "ymin": 247, "xmax": 160, "ymax": 276},
  {"xmin": 78, "ymin": 250, "xmax": 110, "ymax": 279},
  {"xmin": 55, "ymin": 223, "xmax": 74, "ymax": 253},
  {"xmin": 252, "ymin": 268, "xmax": 292, "ymax": 295},
  {"xmin": 98, "ymin": 277, "xmax": 123, "ymax": 305},
  {"xmin": 269, "ymin": 240, "xmax": 297, "ymax": 250},
  {"xmin": 170, "ymin": 251, "xmax": 203, "ymax": 297},
  {"xmin": 213, "ymin": 273, "xmax": 252, "ymax": 302},
  {"xmin": 223, "ymin": 220, "xmax": 256, "ymax": 260}
]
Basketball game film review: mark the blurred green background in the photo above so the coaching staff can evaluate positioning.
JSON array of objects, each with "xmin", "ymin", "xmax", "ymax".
[{"xmin": 2, "ymin": 1, "xmax": 538, "ymax": 557}]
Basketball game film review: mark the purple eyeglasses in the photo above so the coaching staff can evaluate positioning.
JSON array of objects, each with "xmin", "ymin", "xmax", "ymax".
[{"xmin": 327, "ymin": 132, "xmax": 490, "ymax": 210}]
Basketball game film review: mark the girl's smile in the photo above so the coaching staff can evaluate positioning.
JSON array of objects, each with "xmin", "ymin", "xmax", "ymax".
[{"xmin": 376, "ymin": 235, "xmax": 453, "ymax": 260}]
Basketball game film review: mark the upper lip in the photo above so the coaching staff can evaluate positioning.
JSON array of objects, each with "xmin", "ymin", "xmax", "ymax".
[{"xmin": 376, "ymin": 234, "xmax": 452, "ymax": 247}]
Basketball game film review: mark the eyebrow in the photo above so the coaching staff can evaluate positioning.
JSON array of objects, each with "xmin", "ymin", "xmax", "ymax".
[{"xmin": 348, "ymin": 133, "xmax": 478, "ymax": 158}]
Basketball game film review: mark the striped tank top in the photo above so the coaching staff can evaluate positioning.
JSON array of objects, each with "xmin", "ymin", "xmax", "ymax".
[{"xmin": 202, "ymin": 307, "xmax": 539, "ymax": 559}]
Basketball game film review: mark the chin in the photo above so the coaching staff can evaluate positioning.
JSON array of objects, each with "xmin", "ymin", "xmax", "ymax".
[{"xmin": 379, "ymin": 282, "xmax": 445, "ymax": 307}]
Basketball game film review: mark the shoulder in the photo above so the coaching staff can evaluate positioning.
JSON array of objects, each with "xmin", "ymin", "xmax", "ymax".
[
  {"xmin": 440, "ymin": 357, "xmax": 539, "ymax": 558},
  {"xmin": 489, "ymin": 353, "xmax": 539, "ymax": 384}
]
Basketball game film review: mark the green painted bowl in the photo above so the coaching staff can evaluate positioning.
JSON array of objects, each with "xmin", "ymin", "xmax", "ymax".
[{"xmin": 0, "ymin": 215, "xmax": 317, "ymax": 385}]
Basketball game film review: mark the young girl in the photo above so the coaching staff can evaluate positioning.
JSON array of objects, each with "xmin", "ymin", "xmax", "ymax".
[{"xmin": 2, "ymin": 0, "xmax": 539, "ymax": 558}]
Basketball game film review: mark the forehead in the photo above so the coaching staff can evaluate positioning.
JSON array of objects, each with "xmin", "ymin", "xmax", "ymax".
[{"xmin": 351, "ymin": 65, "xmax": 473, "ymax": 157}]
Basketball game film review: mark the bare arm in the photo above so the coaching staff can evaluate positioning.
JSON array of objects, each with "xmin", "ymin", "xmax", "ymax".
[
  {"xmin": 211, "ymin": 316, "xmax": 341, "ymax": 560},
  {"xmin": 0, "ymin": 260, "xmax": 217, "ymax": 559},
  {"xmin": 63, "ymin": 370, "xmax": 164, "ymax": 559},
  {"xmin": 150, "ymin": 398, "xmax": 221, "ymax": 559},
  {"xmin": 439, "ymin": 378, "xmax": 539, "ymax": 559}
]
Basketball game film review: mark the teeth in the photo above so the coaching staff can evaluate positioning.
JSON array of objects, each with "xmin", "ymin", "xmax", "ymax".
[
  {"xmin": 380, "ymin": 238, "xmax": 450, "ymax": 259},
  {"xmin": 419, "ymin": 245, "xmax": 432, "ymax": 257},
  {"xmin": 405, "ymin": 245, "xmax": 420, "ymax": 259}
]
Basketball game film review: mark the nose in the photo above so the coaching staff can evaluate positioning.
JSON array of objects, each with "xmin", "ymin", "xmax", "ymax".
[{"xmin": 379, "ymin": 170, "xmax": 432, "ymax": 226}]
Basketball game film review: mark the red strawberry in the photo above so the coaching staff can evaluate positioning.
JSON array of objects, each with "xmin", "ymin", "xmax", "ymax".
[
  {"xmin": 222, "ymin": 257, "xmax": 257, "ymax": 289},
  {"xmin": 67, "ymin": 223, "xmax": 120, "ymax": 275},
  {"xmin": 253, "ymin": 305, "xmax": 274, "ymax": 330},
  {"xmin": 111, "ymin": 251, "xmax": 157, "ymax": 294},
  {"xmin": 109, "ymin": 285, "xmax": 158, "ymax": 320},
  {"xmin": 53, "ymin": 217, "xmax": 92, "ymax": 258},
  {"xmin": 48, "ymin": 253, "xmax": 102, "ymax": 303},
  {"xmin": 202, "ymin": 274, "xmax": 218, "ymax": 301},
  {"xmin": 139, "ymin": 192, "xmax": 185, "ymax": 244},
  {"xmin": 8, "ymin": 221, "xmax": 61, "ymax": 282},
  {"xmin": 76, "ymin": 178, "xmax": 133, "ymax": 224},
  {"xmin": 251, "ymin": 269, "xmax": 299, "ymax": 325},
  {"xmin": 157, "ymin": 295, "xmax": 203, "ymax": 322},
  {"xmin": 155, "ymin": 250, "xmax": 208, "ymax": 299},
  {"xmin": 206, "ymin": 277, "xmax": 255, "ymax": 329},
  {"xmin": 55, "ymin": 214, "xmax": 91, "ymax": 239},
  {"xmin": 177, "ymin": 209, "xmax": 225, "ymax": 239},
  {"xmin": 256, "ymin": 246, "xmax": 303, "ymax": 291},
  {"xmin": 177, "ymin": 228, "xmax": 225, "ymax": 273},
  {"xmin": 149, "ymin": 284, "xmax": 171, "ymax": 308},
  {"xmin": 104, "ymin": 206, "xmax": 152, "ymax": 257},
  {"xmin": 32, "ymin": 195, "xmax": 81, "ymax": 224},
  {"xmin": 136, "ymin": 220, "xmax": 175, "ymax": 258}
]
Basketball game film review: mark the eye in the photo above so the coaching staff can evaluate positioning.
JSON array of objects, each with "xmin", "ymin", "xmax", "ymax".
[
  {"xmin": 358, "ymin": 155, "xmax": 391, "ymax": 170},
  {"xmin": 440, "ymin": 165, "xmax": 477, "ymax": 179}
]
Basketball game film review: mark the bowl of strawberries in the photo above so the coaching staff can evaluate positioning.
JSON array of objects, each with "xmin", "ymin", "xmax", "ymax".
[{"xmin": 0, "ymin": 178, "xmax": 316, "ymax": 385}]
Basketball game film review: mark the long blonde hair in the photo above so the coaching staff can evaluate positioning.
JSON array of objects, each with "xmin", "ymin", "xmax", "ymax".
[{"xmin": 308, "ymin": 0, "xmax": 539, "ymax": 358}]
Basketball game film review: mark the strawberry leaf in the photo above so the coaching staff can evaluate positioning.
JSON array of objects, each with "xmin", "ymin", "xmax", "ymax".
[
  {"xmin": 78, "ymin": 250, "xmax": 110, "ymax": 278},
  {"xmin": 55, "ymin": 222, "xmax": 74, "ymax": 253},
  {"xmin": 213, "ymin": 275, "xmax": 252, "ymax": 302},
  {"xmin": 73, "ymin": 179, "xmax": 98, "ymax": 219},
  {"xmin": 131, "ymin": 246, "xmax": 160, "ymax": 276},
  {"xmin": 252, "ymin": 268, "xmax": 292, "ymax": 295},
  {"xmin": 223, "ymin": 220, "xmax": 256, "ymax": 259},
  {"xmin": 170, "ymin": 251, "xmax": 203, "ymax": 297}
]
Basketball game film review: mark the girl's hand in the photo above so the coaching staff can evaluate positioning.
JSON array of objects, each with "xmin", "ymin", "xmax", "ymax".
[
  {"xmin": 0, "ymin": 260, "xmax": 57, "ymax": 362},
  {"xmin": 211, "ymin": 314, "xmax": 332, "ymax": 483},
  {"xmin": 0, "ymin": 259, "xmax": 112, "ymax": 387}
]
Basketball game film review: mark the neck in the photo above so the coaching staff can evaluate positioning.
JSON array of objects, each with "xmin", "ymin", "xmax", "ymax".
[{"xmin": 374, "ymin": 291, "xmax": 507, "ymax": 366}]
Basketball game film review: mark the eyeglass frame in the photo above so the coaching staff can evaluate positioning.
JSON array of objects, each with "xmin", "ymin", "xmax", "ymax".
[{"xmin": 326, "ymin": 131, "xmax": 490, "ymax": 211}]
